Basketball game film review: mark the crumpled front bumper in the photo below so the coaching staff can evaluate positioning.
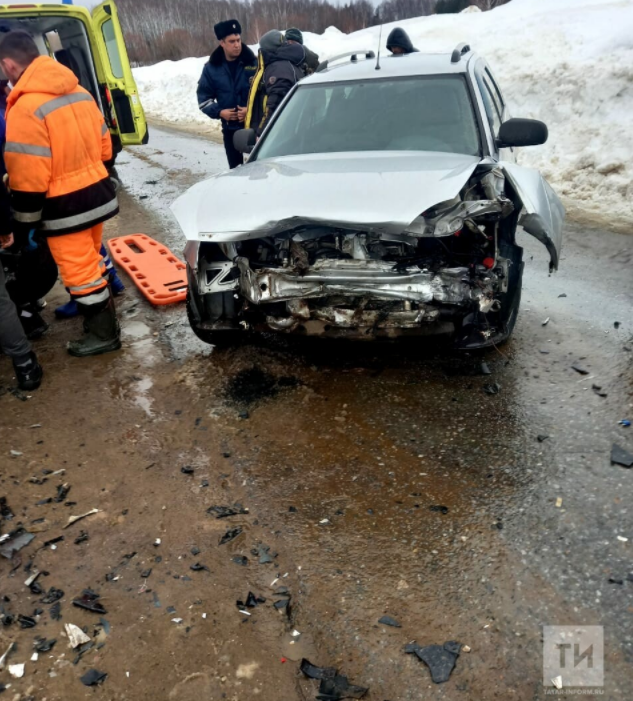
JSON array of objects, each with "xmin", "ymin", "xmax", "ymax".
[{"xmin": 232, "ymin": 257, "xmax": 501, "ymax": 337}]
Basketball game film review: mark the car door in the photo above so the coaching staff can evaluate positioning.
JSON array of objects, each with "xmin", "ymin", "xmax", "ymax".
[{"xmin": 91, "ymin": 1, "xmax": 148, "ymax": 145}]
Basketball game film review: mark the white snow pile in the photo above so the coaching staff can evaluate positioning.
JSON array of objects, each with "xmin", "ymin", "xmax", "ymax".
[{"xmin": 133, "ymin": 0, "xmax": 633, "ymax": 228}]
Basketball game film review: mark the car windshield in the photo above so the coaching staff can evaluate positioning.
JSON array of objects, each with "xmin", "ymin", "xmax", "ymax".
[{"xmin": 255, "ymin": 75, "xmax": 481, "ymax": 160}]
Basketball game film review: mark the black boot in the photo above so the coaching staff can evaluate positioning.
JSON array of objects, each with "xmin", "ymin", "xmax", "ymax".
[
  {"xmin": 13, "ymin": 351, "xmax": 43, "ymax": 391},
  {"xmin": 67, "ymin": 293, "xmax": 121, "ymax": 358},
  {"xmin": 19, "ymin": 304, "xmax": 49, "ymax": 340}
]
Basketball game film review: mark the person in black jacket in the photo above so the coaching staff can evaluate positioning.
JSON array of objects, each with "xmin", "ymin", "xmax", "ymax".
[
  {"xmin": 386, "ymin": 27, "xmax": 418, "ymax": 55},
  {"xmin": 0, "ymin": 180, "xmax": 43, "ymax": 390},
  {"xmin": 285, "ymin": 28, "xmax": 320, "ymax": 75},
  {"xmin": 255, "ymin": 30, "xmax": 306, "ymax": 137},
  {"xmin": 197, "ymin": 20, "xmax": 257, "ymax": 168}
]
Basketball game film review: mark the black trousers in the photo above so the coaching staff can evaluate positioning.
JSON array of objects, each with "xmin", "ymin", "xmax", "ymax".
[{"xmin": 223, "ymin": 130, "xmax": 244, "ymax": 170}]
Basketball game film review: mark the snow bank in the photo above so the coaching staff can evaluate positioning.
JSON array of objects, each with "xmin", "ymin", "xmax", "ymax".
[{"xmin": 133, "ymin": 0, "xmax": 633, "ymax": 229}]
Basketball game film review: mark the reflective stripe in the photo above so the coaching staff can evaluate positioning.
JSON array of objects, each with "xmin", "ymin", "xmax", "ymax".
[
  {"xmin": 101, "ymin": 123, "xmax": 108, "ymax": 136},
  {"xmin": 199, "ymin": 98, "xmax": 215, "ymax": 110},
  {"xmin": 69, "ymin": 276, "xmax": 107, "ymax": 293},
  {"xmin": 35, "ymin": 92, "xmax": 94, "ymax": 120},
  {"xmin": 72, "ymin": 286, "xmax": 110, "ymax": 305},
  {"xmin": 14, "ymin": 210, "xmax": 43, "ymax": 223},
  {"xmin": 5, "ymin": 142, "xmax": 51, "ymax": 158},
  {"xmin": 41, "ymin": 198, "xmax": 118, "ymax": 231}
]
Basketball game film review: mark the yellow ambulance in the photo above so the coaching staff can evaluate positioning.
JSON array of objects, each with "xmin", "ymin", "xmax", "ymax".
[{"xmin": 0, "ymin": 0, "xmax": 148, "ymax": 158}]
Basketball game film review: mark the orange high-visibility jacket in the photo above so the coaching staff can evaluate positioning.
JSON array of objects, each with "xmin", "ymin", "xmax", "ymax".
[{"xmin": 5, "ymin": 56, "xmax": 118, "ymax": 236}]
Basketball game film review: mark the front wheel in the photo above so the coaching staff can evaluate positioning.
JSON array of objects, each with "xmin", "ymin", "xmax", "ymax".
[{"xmin": 186, "ymin": 287, "xmax": 245, "ymax": 348}]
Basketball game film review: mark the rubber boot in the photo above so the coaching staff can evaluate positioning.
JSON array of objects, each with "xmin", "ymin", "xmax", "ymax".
[
  {"xmin": 109, "ymin": 271, "xmax": 125, "ymax": 296},
  {"xmin": 19, "ymin": 304, "xmax": 49, "ymax": 340},
  {"xmin": 67, "ymin": 293, "xmax": 121, "ymax": 358},
  {"xmin": 13, "ymin": 351, "xmax": 43, "ymax": 391},
  {"xmin": 55, "ymin": 298, "xmax": 79, "ymax": 319}
]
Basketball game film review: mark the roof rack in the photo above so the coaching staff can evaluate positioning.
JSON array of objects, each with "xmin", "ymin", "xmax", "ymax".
[
  {"xmin": 451, "ymin": 42, "xmax": 471, "ymax": 63},
  {"xmin": 316, "ymin": 50, "xmax": 376, "ymax": 73}
]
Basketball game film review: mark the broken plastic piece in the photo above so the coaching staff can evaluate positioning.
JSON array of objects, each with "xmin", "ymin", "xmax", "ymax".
[
  {"xmin": 41, "ymin": 587, "xmax": 64, "ymax": 604},
  {"xmin": 619, "ymin": 420, "xmax": 631, "ymax": 427},
  {"xmin": 181, "ymin": 466, "xmax": 194, "ymax": 475},
  {"xmin": 63, "ymin": 509, "xmax": 100, "ymax": 529},
  {"xmin": 0, "ymin": 642, "xmax": 14, "ymax": 669},
  {"xmin": 0, "ymin": 530, "xmax": 34, "ymax": 559},
  {"xmin": 378, "ymin": 615, "xmax": 401, "ymax": 628},
  {"xmin": 18, "ymin": 614, "xmax": 36, "ymax": 629},
  {"xmin": 537, "ymin": 434, "xmax": 549, "ymax": 443},
  {"xmin": 256, "ymin": 544, "xmax": 276, "ymax": 564},
  {"xmin": 556, "ymin": 497, "xmax": 563, "ymax": 508},
  {"xmin": 232, "ymin": 555, "xmax": 248, "ymax": 566},
  {"xmin": 207, "ymin": 504, "xmax": 249, "ymax": 518},
  {"xmin": 483, "ymin": 383, "xmax": 501, "ymax": 395},
  {"xmin": 54, "ymin": 483, "xmax": 71, "ymax": 503},
  {"xmin": 219, "ymin": 527, "xmax": 242, "ymax": 545},
  {"xmin": 300, "ymin": 658, "xmax": 337, "ymax": 681},
  {"xmin": 80, "ymin": 668, "xmax": 107, "ymax": 686},
  {"xmin": 542, "ymin": 317, "xmax": 550, "ymax": 326},
  {"xmin": 592, "ymin": 384, "xmax": 608, "ymax": 398},
  {"xmin": 34, "ymin": 637, "xmax": 56, "ymax": 653},
  {"xmin": 428, "ymin": 505, "xmax": 449, "ymax": 515},
  {"xmin": 8, "ymin": 663, "xmax": 24, "ymax": 678},
  {"xmin": 50, "ymin": 602, "xmax": 61, "ymax": 620},
  {"xmin": 611, "ymin": 444, "xmax": 633, "ymax": 468},
  {"xmin": 65, "ymin": 623, "xmax": 91, "ymax": 648},
  {"xmin": 74, "ymin": 531, "xmax": 89, "ymax": 545},
  {"xmin": 317, "ymin": 675, "xmax": 368, "ymax": 699},
  {"xmin": 405, "ymin": 640, "xmax": 462, "ymax": 684},
  {"xmin": 571, "ymin": 363, "xmax": 589, "ymax": 375},
  {"xmin": 72, "ymin": 590, "xmax": 107, "ymax": 615},
  {"xmin": 190, "ymin": 563, "xmax": 209, "ymax": 572},
  {"xmin": 552, "ymin": 675, "xmax": 563, "ymax": 690},
  {"xmin": 480, "ymin": 362, "xmax": 491, "ymax": 376},
  {"xmin": 171, "ymin": 618, "xmax": 183, "ymax": 624}
]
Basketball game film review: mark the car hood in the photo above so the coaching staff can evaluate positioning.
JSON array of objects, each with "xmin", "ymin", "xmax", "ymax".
[{"xmin": 172, "ymin": 151, "xmax": 482, "ymax": 242}]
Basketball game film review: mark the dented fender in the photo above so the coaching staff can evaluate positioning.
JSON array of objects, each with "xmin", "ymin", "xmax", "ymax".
[{"xmin": 499, "ymin": 162, "xmax": 565, "ymax": 271}]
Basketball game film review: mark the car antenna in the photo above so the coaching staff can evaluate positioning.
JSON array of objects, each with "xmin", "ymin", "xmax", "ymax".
[{"xmin": 375, "ymin": 24, "xmax": 383, "ymax": 70}]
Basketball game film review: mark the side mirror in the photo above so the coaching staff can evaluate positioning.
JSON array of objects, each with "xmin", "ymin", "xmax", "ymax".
[
  {"xmin": 234, "ymin": 128, "xmax": 256, "ymax": 155},
  {"xmin": 496, "ymin": 118, "xmax": 548, "ymax": 148}
]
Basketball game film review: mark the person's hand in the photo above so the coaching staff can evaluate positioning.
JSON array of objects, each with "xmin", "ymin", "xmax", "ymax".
[
  {"xmin": 220, "ymin": 108, "xmax": 239, "ymax": 121},
  {"xmin": 0, "ymin": 233, "xmax": 14, "ymax": 249},
  {"xmin": 237, "ymin": 106, "xmax": 247, "ymax": 122}
]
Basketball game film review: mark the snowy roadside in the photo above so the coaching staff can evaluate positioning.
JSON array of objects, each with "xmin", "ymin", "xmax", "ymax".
[{"xmin": 133, "ymin": 0, "xmax": 633, "ymax": 231}]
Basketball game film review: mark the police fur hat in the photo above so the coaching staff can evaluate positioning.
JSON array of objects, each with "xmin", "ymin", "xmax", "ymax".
[
  {"xmin": 214, "ymin": 19, "xmax": 242, "ymax": 41},
  {"xmin": 285, "ymin": 28, "xmax": 303, "ymax": 45}
]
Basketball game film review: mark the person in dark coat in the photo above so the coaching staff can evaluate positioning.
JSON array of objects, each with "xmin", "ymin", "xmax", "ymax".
[
  {"xmin": 197, "ymin": 19, "xmax": 257, "ymax": 168},
  {"xmin": 255, "ymin": 30, "xmax": 306, "ymax": 137},
  {"xmin": 386, "ymin": 27, "xmax": 418, "ymax": 55},
  {"xmin": 285, "ymin": 28, "xmax": 319, "ymax": 75}
]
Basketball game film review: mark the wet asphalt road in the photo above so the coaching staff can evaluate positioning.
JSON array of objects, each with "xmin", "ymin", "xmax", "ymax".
[
  {"xmin": 113, "ymin": 126, "xmax": 633, "ymax": 699},
  {"xmin": 0, "ymin": 125, "xmax": 631, "ymax": 700}
]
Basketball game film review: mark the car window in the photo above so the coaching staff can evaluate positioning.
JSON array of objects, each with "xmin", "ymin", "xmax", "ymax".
[
  {"xmin": 476, "ymin": 71, "xmax": 502, "ymax": 137},
  {"xmin": 101, "ymin": 18, "xmax": 124, "ymax": 80},
  {"xmin": 255, "ymin": 75, "xmax": 481, "ymax": 159},
  {"xmin": 485, "ymin": 68, "xmax": 505, "ymax": 110}
]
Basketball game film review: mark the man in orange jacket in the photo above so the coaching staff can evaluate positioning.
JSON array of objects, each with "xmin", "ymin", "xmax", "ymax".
[{"xmin": 0, "ymin": 31, "xmax": 120, "ymax": 357}]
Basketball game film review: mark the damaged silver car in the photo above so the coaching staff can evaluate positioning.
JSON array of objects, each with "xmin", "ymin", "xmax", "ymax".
[{"xmin": 173, "ymin": 43, "xmax": 564, "ymax": 348}]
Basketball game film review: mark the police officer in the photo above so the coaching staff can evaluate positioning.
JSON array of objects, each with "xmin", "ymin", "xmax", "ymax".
[{"xmin": 197, "ymin": 20, "xmax": 257, "ymax": 169}]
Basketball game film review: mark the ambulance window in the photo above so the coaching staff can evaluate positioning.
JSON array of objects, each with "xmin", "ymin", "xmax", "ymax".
[{"xmin": 101, "ymin": 19, "xmax": 123, "ymax": 79}]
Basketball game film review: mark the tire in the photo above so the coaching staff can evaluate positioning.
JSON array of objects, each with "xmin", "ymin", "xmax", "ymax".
[
  {"xmin": 186, "ymin": 287, "xmax": 245, "ymax": 348},
  {"xmin": 456, "ymin": 243, "xmax": 524, "ymax": 350}
]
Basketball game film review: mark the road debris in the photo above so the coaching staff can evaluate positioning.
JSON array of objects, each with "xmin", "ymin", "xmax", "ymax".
[
  {"xmin": 80, "ymin": 669, "xmax": 107, "ymax": 686},
  {"xmin": 63, "ymin": 509, "xmax": 100, "ymax": 529},
  {"xmin": 190, "ymin": 563, "xmax": 209, "ymax": 572},
  {"xmin": 0, "ymin": 643, "xmax": 14, "ymax": 669},
  {"xmin": 33, "ymin": 637, "xmax": 56, "ymax": 653},
  {"xmin": 542, "ymin": 317, "xmax": 550, "ymax": 326},
  {"xmin": 255, "ymin": 544, "xmax": 276, "ymax": 564},
  {"xmin": 74, "ymin": 531, "xmax": 89, "ymax": 545},
  {"xmin": 8, "ymin": 663, "xmax": 24, "ymax": 678},
  {"xmin": 72, "ymin": 590, "xmax": 107, "ymax": 615},
  {"xmin": 571, "ymin": 363, "xmax": 589, "ymax": 375},
  {"xmin": 0, "ymin": 529, "xmax": 34, "ymax": 559},
  {"xmin": 552, "ymin": 675, "xmax": 563, "ymax": 690},
  {"xmin": 480, "ymin": 362, "xmax": 492, "ymax": 376},
  {"xmin": 0, "ymin": 497, "xmax": 14, "ymax": 520},
  {"xmin": 611, "ymin": 444, "xmax": 633, "ymax": 468},
  {"xmin": 207, "ymin": 504, "xmax": 249, "ymax": 518},
  {"xmin": 556, "ymin": 497, "xmax": 563, "ymax": 508},
  {"xmin": 50, "ymin": 602, "xmax": 61, "ymax": 620},
  {"xmin": 41, "ymin": 587, "xmax": 64, "ymax": 604},
  {"xmin": 378, "ymin": 615, "xmax": 401, "ymax": 628},
  {"xmin": 483, "ymin": 383, "xmax": 501, "ymax": 395},
  {"xmin": 181, "ymin": 466, "xmax": 195, "ymax": 475},
  {"xmin": 171, "ymin": 618, "xmax": 183, "ymax": 624},
  {"xmin": 232, "ymin": 555, "xmax": 248, "ymax": 566},
  {"xmin": 619, "ymin": 420, "xmax": 631, "ymax": 427},
  {"xmin": 18, "ymin": 614, "xmax": 36, "ymax": 629},
  {"xmin": 219, "ymin": 527, "xmax": 242, "ymax": 545},
  {"xmin": 405, "ymin": 640, "xmax": 463, "ymax": 684},
  {"xmin": 537, "ymin": 434, "xmax": 549, "ymax": 442},
  {"xmin": 300, "ymin": 658, "xmax": 368, "ymax": 699},
  {"xmin": 54, "ymin": 483, "xmax": 71, "ymax": 503},
  {"xmin": 429, "ymin": 505, "xmax": 449, "ymax": 515},
  {"xmin": 617, "ymin": 536, "xmax": 628, "ymax": 543},
  {"xmin": 592, "ymin": 384, "xmax": 608, "ymax": 398},
  {"xmin": 65, "ymin": 623, "xmax": 91, "ymax": 648}
]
